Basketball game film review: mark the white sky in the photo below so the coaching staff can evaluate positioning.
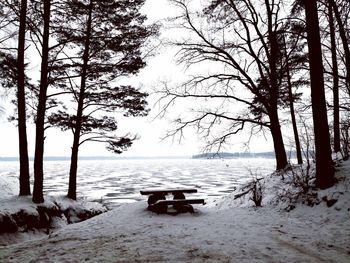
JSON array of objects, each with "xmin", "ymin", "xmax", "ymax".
[{"xmin": 0, "ymin": 0, "xmax": 274, "ymax": 158}]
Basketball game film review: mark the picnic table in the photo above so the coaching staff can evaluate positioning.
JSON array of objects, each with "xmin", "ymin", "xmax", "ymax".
[{"xmin": 140, "ymin": 188, "xmax": 205, "ymax": 214}]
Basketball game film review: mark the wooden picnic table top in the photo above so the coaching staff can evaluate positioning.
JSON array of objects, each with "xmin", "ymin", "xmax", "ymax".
[{"xmin": 140, "ymin": 188, "xmax": 198, "ymax": 195}]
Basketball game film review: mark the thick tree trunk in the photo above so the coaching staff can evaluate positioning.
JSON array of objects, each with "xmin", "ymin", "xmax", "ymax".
[
  {"xmin": 328, "ymin": 2, "xmax": 341, "ymax": 153},
  {"xmin": 18, "ymin": 0, "xmax": 30, "ymax": 196},
  {"xmin": 269, "ymin": 111, "xmax": 288, "ymax": 170},
  {"xmin": 68, "ymin": 139, "xmax": 79, "ymax": 200},
  {"xmin": 68, "ymin": 1, "xmax": 93, "ymax": 200},
  {"xmin": 304, "ymin": 0, "xmax": 334, "ymax": 189},
  {"xmin": 33, "ymin": 0, "xmax": 51, "ymax": 203}
]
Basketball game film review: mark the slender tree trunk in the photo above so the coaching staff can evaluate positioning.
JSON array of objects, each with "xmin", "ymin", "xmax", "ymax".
[
  {"xmin": 329, "ymin": 0, "xmax": 350, "ymax": 91},
  {"xmin": 265, "ymin": 0, "xmax": 288, "ymax": 170},
  {"xmin": 304, "ymin": 0, "xmax": 334, "ymax": 189},
  {"xmin": 286, "ymin": 70, "xmax": 303, "ymax": 164},
  {"xmin": 17, "ymin": 0, "xmax": 30, "ymax": 196},
  {"xmin": 328, "ymin": 2, "xmax": 341, "ymax": 153},
  {"xmin": 283, "ymin": 36, "xmax": 303, "ymax": 164},
  {"xmin": 33, "ymin": 0, "xmax": 51, "ymax": 203},
  {"xmin": 68, "ymin": 1, "xmax": 93, "ymax": 200}
]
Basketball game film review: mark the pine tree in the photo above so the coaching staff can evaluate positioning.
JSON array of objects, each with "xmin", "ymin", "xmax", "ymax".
[
  {"xmin": 0, "ymin": 0, "xmax": 31, "ymax": 195},
  {"xmin": 47, "ymin": 0, "xmax": 157, "ymax": 200}
]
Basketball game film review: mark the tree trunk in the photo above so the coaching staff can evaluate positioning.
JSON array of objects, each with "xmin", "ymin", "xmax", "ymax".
[
  {"xmin": 328, "ymin": 2, "xmax": 341, "ymax": 153},
  {"xmin": 68, "ymin": 1, "xmax": 93, "ymax": 200},
  {"xmin": 329, "ymin": 0, "xmax": 350, "ymax": 91},
  {"xmin": 33, "ymin": 0, "xmax": 51, "ymax": 203},
  {"xmin": 304, "ymin": 0, "xmax": 334, "ymax": 189},
  {"xmin": 283, "ymin": 36, "xmax": 303, "ymax": 164},
  {"xmin": 269, "ymin": 111, "xmax": 288, "ymax": 170},
  {"xmin": 287, "ymin": 74, "xmax": 303, "ymax": 164},
  {"xmin": 17, "ymin": 0, "xmax": 30, "ymax": 196},
  {"xmin": 68, "ymin": 139, "xmax": 79, "ymax": 200},
  {"xmin": 265, "ymin": 1, "xmax": 288, "ymax": 170}
]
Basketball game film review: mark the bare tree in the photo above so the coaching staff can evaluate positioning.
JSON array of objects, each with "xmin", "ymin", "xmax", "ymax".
[{"xmin": 159, "ymin": 0, "xmax": 290, "ymax": 169}]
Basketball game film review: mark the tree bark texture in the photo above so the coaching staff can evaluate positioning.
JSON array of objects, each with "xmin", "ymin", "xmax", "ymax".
[
  {"xmin": 304, "ymin": 0, "xmax": 334, "ymax": 189},
  {"xmin": 269, "ymin": 110, "xmax": 288, "ymax": 169}
]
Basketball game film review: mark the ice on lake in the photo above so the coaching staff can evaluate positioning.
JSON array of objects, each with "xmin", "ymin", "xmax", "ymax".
[{"xmin": 1, "ymin": 158, "xmax": 276, "ymax": 208}]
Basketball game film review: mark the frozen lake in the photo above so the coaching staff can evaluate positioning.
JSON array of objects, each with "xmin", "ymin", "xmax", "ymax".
[{"xmin": 1, "ymin": 158, "xmax": 276, "ymax": 208}]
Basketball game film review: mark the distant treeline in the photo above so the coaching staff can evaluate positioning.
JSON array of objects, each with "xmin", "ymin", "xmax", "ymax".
[
  {"xmin": 192, "ymin": 152, "xmax": 275, "ymax": 159},
  {"xmin": 191, "ymin": 152, "xmax": 306, "ymax": 159}
]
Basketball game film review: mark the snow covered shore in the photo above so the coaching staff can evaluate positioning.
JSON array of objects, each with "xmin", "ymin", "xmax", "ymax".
[{"xmin": 0, "ymin": 160, "xmax": 349, "ymax": 262}]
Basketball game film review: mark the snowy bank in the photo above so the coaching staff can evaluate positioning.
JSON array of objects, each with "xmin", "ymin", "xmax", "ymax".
[
  {"xmin": 0, "ymin": 160, "xmax": 349, "ymax": 262},
  {"xmin": 0, "ymin": 175, "xmax": 107, "ymax": 245},
  {"xmin": 0, "ymin": 196, "xmax": 107, "ymax": 237}
]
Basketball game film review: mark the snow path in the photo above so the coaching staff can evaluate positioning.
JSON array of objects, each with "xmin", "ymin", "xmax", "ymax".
[{"xmin": 0, "ymin": 201, "xmax": 348, "ymax": 263}]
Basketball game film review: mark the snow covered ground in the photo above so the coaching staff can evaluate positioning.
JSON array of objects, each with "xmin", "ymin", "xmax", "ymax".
[{"xmin": 0, "ymin": 160, "xmax": 349, "ymax": 262}]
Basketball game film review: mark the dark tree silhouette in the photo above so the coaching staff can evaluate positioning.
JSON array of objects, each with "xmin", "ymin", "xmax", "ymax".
[
  {"xmin": 47, "ymin": 0, "xmax": 156, "ymax": 200},
  {"xmin": 264, "ymin": 0, "xmax": 288, "ymax": 170},
  {"xmin": 33, "ymin": 0, "xmax": 51, "ymax": 203},
  {"xmin": 303, "ymin": 0, "xmax": 334, "ymax": 188},
  {"xmin": 17, "ymin": 0, "xmax": 31, "ymax": 196},
  {"xmin": 327, "ymin": 1, "xmax": 341, "ymax": 153},
  {"xmin": 0, "ymin": 0, "xmax": 31, "ymax": 195},
  {"xmin": 278, "ymin": 27, "xmax": 307, "ymax": 165},
  {"xmin": 0, "ymin": 53, "xmax": 17, "ymax": 98},
  {"xmin": 159, "ymin": 0, "xmax": 290, "ymax": 170}
]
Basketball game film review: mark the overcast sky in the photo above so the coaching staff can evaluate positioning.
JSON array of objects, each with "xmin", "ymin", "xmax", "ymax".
[{"xmin": 0, "ymin": 0, "xmax": 274, "ymax": 158}]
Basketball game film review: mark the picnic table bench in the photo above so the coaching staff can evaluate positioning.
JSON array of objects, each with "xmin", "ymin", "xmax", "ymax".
[{"xmin": 140, "ymin": 188, "xmax": 205, "ymax": 214}]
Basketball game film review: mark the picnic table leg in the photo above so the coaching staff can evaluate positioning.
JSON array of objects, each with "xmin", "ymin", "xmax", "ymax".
[
  {"xmin": 172, "ymin": 192, "xmax": 194, "ymax": 214},
  {"xmin": 173, "ymin": 192, "xmax": 185, "ymax": 199},
  {"xmin": 147, "ymin": 193, "xmax": 167, "ymax": 214}
]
